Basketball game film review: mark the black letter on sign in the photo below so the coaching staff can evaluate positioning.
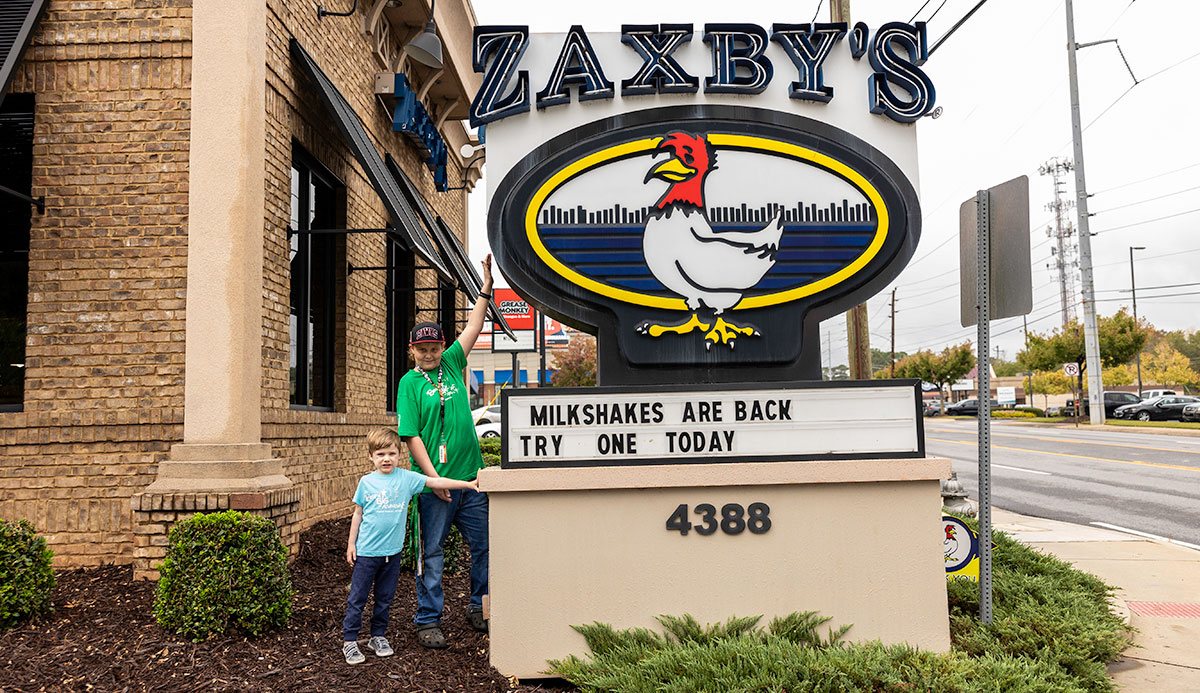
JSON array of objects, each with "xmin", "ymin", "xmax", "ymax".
[
  {"xmin": 620, "ymin": 24, "xmax": 699, "ymax": 96},
  {"xmin": 470, "ymin": 26, "xmax": 530, "ymax": 127},
  {"xmin": 703, "ymin": 24, "xmax": 773, "ymax": 94},
  {"xmin": 770, "ymin": 23, "xmax": 847, "ymax": 103},
  {"xmin": 537, "ymin": 25, "xmax": 615, "ymax": 109},
  {"xmin": 868, "ymin": 22, "xmax": 936, "ymax": 123}
]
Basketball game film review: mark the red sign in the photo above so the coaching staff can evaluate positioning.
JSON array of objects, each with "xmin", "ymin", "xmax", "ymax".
[{"xmin": 495, "ymin": 289, "xmax": 535, "ymax": 330}]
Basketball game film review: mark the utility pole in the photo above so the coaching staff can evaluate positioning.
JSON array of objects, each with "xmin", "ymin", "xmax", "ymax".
[
  {"xmin": 1130, "ymin": 246, "xmax": 1145, "ymax": 397},
  {"xmin": 1038, "ymin": 157, "xmax": 1077, "ymax": 328},
  {"xmin": 832, "ymin": 0, "xmax": 872, "ymax": 380},
  {"xmin": 1065, "ymin": 0, "xmax": 1105, "ymax": 425},
  {"xmin": 889, "ymin": 288, "xmax": 897, "ymax": 377}
]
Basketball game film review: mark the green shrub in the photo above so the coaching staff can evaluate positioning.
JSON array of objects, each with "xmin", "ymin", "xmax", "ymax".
[
  {"xmin": 0, "ymin": 519, "xmax": 55, "ymax": 629},
  {"xmin": 993, "ymin": 410, "xmax": 1036, "ymax": 418},
  {"xmin": 153, "ymin": 510, "xmax": 293, "ymax": 641},
  {"xmin": 478, "ymin": 436, "xmax": 501, "ymax": 457},
  {"xmin": 1018, "ymin": 406, "xmax": 1045, "ymax": 416}
]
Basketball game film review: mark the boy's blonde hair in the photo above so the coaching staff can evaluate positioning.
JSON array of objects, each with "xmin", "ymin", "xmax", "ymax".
[{"xmin": 367, "ymin": 428, "xmax": 403, "ymax": 454}]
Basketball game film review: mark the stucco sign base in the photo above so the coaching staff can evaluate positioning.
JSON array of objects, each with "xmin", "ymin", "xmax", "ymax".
[{"xmin": 479, "ymin": 457, "xmax": 953, "ymax": 679}]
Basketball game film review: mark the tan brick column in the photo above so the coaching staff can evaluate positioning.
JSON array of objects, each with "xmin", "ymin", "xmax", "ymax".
[{"xmin": 134, "ymin": 0, "xmax": 295, "ymax": 578}]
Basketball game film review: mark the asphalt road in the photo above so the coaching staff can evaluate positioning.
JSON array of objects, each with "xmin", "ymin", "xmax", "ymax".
[{"xmin": 924, "ymin": 418, "xmax": 1200, "ymax": 548}]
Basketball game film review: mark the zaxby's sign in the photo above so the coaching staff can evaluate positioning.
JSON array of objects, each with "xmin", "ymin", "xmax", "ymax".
[{"xmin": 476, "ymin": 22, "xmax": 933, "ymax": 384}]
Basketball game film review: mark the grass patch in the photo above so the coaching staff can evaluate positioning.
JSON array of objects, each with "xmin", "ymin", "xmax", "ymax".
[
  {"xmin": 547, "ymin": 522, "xmax": 1128, "ymax": 692},
  {"xmin": 1103, "ymin": 419, "xmax": 1200, "ymax": 430}
]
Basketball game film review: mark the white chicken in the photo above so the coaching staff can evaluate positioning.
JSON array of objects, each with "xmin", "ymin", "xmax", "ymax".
[
  {"xmin": 642, "ymin": 132, "xmax": 783, "ymax": 315},
  {"xmin": 944, "ymin": 524, "xmax": 959, "ymax": 562}
]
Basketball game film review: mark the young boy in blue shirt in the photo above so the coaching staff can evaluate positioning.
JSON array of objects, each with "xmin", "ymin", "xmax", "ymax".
[{"xmin": 341, "ymin": 428, "xmax": 478, "ymax": 665}]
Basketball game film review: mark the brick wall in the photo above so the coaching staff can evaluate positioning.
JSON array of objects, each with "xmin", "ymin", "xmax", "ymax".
[
  {"xmin": 0, "ymin": 0, "xmax": 192, "ymax": 566},
  {"xmin": 0, "ymin": 0, "xmax": 474, "ymax": 569}
]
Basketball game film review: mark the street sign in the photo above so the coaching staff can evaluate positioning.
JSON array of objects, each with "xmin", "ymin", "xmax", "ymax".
[
  {"xmin": 492, "ymin": 288, "xmax": 539, "ymax": 353},
  {"xmin": 959, "ymin": 176, "xmax": 1032, "ymax": 328},
  {"xmin": 1063, "ymin": 363, "xmax": 1080, "ymax": 377},
  {"xmin": 997, "ymin": 386, "xmax": 1016, "ymax": 405}
]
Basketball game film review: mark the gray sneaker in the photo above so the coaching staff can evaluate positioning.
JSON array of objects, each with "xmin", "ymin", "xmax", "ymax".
[
  {"xmin": 343, "ymin": 641, "xmax": 365, "ymax": 665},
  {"xmin": 366, "ymin": 635, "xmax": 394, "ymax": 657}
]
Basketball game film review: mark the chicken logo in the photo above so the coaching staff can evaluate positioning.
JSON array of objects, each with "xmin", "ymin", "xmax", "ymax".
[
  {"xmin": 487, "ymin": 104, "xmax": 921, "ymax": 380},
  {"xmin": 636, "ymin": 133, "xmax": 784, "ymax": 349},
  {"xmin": 943, "ymin": 523, "xmax": 959, "ymax": 562}
]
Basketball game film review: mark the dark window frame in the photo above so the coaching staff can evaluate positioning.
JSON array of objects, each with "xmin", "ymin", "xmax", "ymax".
[
  {"xmin": 0, "ymin": 93, "xmax": 34, "ymax": 413},
  {"xmin": 289, "ymin": 144, "xmax": 344, "ymax": 411},
  {"xmin": 385, "ymin": 239, "xmax": 415, "ymax": 413}
]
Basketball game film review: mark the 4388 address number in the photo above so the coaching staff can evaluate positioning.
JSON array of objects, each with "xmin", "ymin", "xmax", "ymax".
[{"xmin": 665, "ymin": 503, "xmax": 771, "ymax": 536}]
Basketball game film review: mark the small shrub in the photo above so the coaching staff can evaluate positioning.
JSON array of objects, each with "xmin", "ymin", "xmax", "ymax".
[
  {"xmin": 1018, "ymin": 406, "xmax": 1045, "ymax": 417},
  {"xmin": 478, "ymin": 437, "xmax": 501, "ymax": 457},
  {"xmin": 993, "ymin": 410, "xmax": 1036, "ymax": 418},
  {"xmin": 0, "ymin": 519, "xmax": 55, "ymax": 629},
  {"xmin": 153, "ymin": 510, "xmax": 293, "ymax": 641}
]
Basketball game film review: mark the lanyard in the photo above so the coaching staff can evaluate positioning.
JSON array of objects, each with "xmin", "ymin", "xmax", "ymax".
[{"xmin": 414, "ymin": 364, "xmax": 447, "ymax": 465}]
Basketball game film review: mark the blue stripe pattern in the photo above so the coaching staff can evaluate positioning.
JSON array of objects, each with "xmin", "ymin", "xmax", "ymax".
[{"xmin": 539, "ymin": 222, "xmax": 877, "ymax": 296}]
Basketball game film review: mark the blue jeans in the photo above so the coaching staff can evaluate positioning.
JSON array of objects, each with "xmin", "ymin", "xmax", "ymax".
[
  {"xmin": 342, "ymin": 553, "xmax": 404, "ymax": 641},
  {"xmin": 414, "ymin": 488, "xmax": 488, "ymax": 626}
]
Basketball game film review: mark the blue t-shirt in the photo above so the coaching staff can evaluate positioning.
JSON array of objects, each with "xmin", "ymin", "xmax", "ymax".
[{"xmin": 352, "ymin": 469, "xmax": 427, "ymax": 557}]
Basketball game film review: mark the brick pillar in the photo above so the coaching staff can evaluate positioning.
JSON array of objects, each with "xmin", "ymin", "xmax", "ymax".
[{"xmin": 132, "ymin": 0, "xmax": 296, "ymax": 580}]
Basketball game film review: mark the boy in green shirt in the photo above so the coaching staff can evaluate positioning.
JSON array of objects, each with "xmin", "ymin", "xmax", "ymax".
[{"xmin": 396, "ymin": 254, "xmax": 494, "ymax": 649}]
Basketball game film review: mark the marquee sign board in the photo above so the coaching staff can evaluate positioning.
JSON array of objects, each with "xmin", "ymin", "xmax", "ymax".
[
  {"xmin": 478, "ymin": 24, "xmax": 932, "ymax": 385},
  {"xmin": 501, "ymin": 380, "xmax": 924, "ymax": 469}
]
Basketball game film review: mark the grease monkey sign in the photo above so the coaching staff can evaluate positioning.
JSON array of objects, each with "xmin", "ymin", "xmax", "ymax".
[{"xmin": 477, "ymin": 22, "xmax": 933, "ymax": 384}]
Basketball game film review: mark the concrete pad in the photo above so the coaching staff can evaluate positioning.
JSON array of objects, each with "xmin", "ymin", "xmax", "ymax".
[{"xmin": 1108, "ymin": 657, "xmax": 1200, "ymax": 692}]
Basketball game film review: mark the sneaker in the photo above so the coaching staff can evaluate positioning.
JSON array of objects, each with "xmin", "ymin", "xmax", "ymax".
[
  {"xmin": 343, "ymin": 641, "xmax": 365, "ymax": 665},
  {"xmin": 365, "ymin": 635, "xmax": 393, "ymax": 657},
  {"xmin": 467, "ymin": 609, "xmax": 488, "ymax": 633}
]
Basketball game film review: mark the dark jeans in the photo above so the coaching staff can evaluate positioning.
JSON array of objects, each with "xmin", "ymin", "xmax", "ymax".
[
  {"xmin": 342, "ymin": 553, "xmax": 404, "ymax": 641},
  {"xmin": 414, "ymin": 488, "xmax": 489, "ymax": 626}
]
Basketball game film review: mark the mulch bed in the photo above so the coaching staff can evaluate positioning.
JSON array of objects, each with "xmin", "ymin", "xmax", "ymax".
[{"xmin": 0, "ymin": 518, "xmax": 575, "ymax": 692}]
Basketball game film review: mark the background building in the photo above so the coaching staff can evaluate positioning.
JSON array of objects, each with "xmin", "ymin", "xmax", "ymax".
[{"xmin": 0, "ymin": 0, "xmax": 484, "ymax": 578}]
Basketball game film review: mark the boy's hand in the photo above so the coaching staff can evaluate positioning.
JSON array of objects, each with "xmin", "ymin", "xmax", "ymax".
[
  {"xmin": 467, "ymin": 479, "xmax": 480, "ymax": 492},
  {"xmin": 346, "ymin": 546, "xmax": 356, "ymax": 565},
  {"xmin": 481, "ymin": 253, "xmax": 493, "ymax": 289},
  {"xmin": 434, "ymin": 487, "xmax": 451, "ymax": 502}
]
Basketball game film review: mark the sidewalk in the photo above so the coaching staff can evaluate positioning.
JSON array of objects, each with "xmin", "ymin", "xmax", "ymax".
[{"xmin": 993, "ymin": 508, "xmax": 1200, "ymax": 691}]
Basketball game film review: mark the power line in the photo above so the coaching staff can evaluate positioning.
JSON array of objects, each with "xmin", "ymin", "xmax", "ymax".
[
  {"xmin": 1090, "ymin": 185, "xmax": 1200, "ymax": 216},
  {"xmin": 1118, "ymin": 281, "xmax": 1200, "ymax": 293},
  {"xmin": 1092, "ymin": 206, "xmax": 1200, "ymax": 235},
  {"xmin": 1091, "ymin": 161, "xmax": 1200, "ymax": 196},
  {"xmin": 928, "ymin": 0, "xmax": 991, "ymax": 56},
  {"xmin": 810, "ymin": 0, "xmax": 824, "ymax": 24},
  {"xmin": 907, "ymin": 0, "xmax": 933, "ymax": 23},
  {"xmin": 1096, "ymin": 289, "xmax": 1200, "ymax": 302}
]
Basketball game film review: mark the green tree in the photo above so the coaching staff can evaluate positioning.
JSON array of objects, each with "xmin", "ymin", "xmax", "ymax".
[
  {"xmin": 891, "ymin": 342, "xmax": 974, "ymax": 413},
  {"xmin": 1142, "ymin": 342, "xmax": 1200, "ymax": 391},
  {"xmin": 550, "ymin": 334, "xmax": 597, "ymax": 387},
  {"xmin": 823, "ymin": 364, "xmax": 849, "ymax": 381},
  {"xmin": 1030, "ymin": 369, "xmax": 1072, "ymax": 409},
  {"xmin": 1160, "ymin": 329, "xmax": 1200, "ymax": 371},
  {"xmin": 870, "ymin": 347, "xmax": 908, "ymax": 376},
  {"xmin": 992, "ymin": 358, "xmax": 1022, "ymax": 377},
  {"xmin": 1017, "ymin": 309, "xmax": 1148, "ymax": 393}
]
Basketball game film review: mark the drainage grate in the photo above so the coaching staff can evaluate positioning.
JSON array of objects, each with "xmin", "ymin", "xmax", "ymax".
[{"xmin": 1125, "ymin": 601, "xmax": 1200, "ymax": 618}]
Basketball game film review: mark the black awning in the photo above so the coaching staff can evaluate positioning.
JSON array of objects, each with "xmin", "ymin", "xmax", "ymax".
[
  {"xmin": 289, "ymin": 38, "xmax": 453, "ymax": 283},
  {"xmin": 386, "ymin": 153, "xmax": 516, "ymax": 341},
  {"xmin": 0, "ymin": 0, "xmax": 48, "ymax": 110}
]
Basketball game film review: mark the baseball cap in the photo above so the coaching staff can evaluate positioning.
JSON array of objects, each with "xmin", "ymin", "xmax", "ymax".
[{"xmin": 409, "ymin": 321, "xmax": 445, "ymax": 345}]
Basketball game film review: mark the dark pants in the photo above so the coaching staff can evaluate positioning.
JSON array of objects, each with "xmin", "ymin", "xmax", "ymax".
[
  {"xmin": 414, "ymin": 488, "xmax": 489, "ymax": 626},
  {"xmin": 342, "ymin": 553, "xmax": 404, "ymax": 641}
]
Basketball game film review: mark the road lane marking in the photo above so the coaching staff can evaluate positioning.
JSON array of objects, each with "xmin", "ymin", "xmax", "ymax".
[
  {"xmin": 925, "ymin": 437, "xmax": 1200, "ymax": 472},
  {"xmin": 1090, "ymin": 522, "xmax": 1200, "ymax": 551},
  {"xmin": 993, "ymin": 464, "xmax": 1051, "ymax": 475},
  {"xmin": 928, "ymin": 427, "xmax": 1200, "ymax": 456}
]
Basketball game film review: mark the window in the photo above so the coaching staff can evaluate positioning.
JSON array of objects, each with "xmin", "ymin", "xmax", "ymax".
[
  {"xmin": 385, "ymin": 237, "xmax": 415, "ymax": 412},
  {"xmin": 438, "ymin": 280, "xmax": 458, "ymax": 342},
  {"xmin": 0, "ymin": 94, "xmax": 34, "ymax": 412},
  {"xmin": 289, "ymin": 147, "xmax": 343, "ymax": 409}
]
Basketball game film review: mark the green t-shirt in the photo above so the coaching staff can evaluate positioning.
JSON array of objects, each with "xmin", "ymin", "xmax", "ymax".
[{"xmin": 396, "ymin": 340, "xmax": 484, "ymax": 486}]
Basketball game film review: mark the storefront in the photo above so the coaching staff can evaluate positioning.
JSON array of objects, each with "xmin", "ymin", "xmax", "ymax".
[{"xmin": 0, "ymin": 0, "xmax": 485, "ymax": 578}]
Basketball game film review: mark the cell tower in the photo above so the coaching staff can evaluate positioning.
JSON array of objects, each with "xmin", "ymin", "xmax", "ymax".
[{"xmin": 1039, "ymin": 158, "xmax": 1078, "ymax": 327}]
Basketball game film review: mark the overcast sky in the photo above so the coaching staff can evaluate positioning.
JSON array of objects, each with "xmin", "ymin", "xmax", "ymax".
[{"xmin": 466, "ymin": 0, "xmax": 1200, "ymax": 368}]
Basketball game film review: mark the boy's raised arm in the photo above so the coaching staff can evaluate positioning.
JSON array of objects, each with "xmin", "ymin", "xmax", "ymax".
[{"xmin": 456, "ymin": 254, "xmax": 494, "ymax": 358}]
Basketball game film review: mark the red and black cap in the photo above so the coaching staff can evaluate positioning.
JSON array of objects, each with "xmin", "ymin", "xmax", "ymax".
[{"xmin": 409, "ymin": 321, "xmax": 445, "ymax": 345}]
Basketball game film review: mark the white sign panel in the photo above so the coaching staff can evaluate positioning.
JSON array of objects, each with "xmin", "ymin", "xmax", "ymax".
[
  {"xmin": 997, "ymin": 386, "xmax": 1016, "ymax": 405},
  {"xmin": 501, "ymin": 382, "xmax": 923, "ymax": 468},
  {"xmin": 951, "ymin": 378, "xmax": 974, "ymax": 392},
  {"xmin": 1063, "ymin": 362, "xmax": 1079, "ymax": 377}
]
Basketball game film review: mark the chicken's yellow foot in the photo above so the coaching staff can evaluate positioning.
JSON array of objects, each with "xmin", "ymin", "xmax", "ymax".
[
  {"xmin": 704, "ymin": 317, "xmax": 760, "ymax": 350},
  {"xmin": 635, "ymin": 313, "xmax": 711, "ymax": 337}
]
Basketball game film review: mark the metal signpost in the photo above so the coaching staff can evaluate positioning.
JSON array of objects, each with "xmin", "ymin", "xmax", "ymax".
[{"xmin": 960, "ymin": 176, "xmax": 1031, "ymax": 624}]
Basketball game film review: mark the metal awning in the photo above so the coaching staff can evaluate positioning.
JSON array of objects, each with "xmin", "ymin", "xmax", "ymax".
[
  {"xmin": 289, "ymin": 37, "xmax": 453, "ymax": 283},
  {"xmin": 385, "ymin": 153, "xmax": 516, "ymax": 341},
  {"xmin": 0, "ymin": 0, "xmax": 48, "ymax": 111}
]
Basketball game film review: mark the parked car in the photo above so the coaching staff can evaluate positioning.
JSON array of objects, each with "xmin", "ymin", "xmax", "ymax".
[
  {"xmin": 1045, "ymin": 406, "xmax": 1064, "ymax": 417},
  {"xmin": 923, "ymin": 400, "xmax": 942, "ymax": 416},
  {"xmin": 1064, "ymin": 391, "xmax": 1142, "ymax": 418},
  {"xmin": 476, "ymin": 421, "xmax": 501, "ymax": 438},
  {"xmin": 944, "ymin": 398, "xmax": 1000, "ymax": 416},
  {"xmin": 472, "ymin": 404, "xmax": 502, "ymax": 425},
  {"xmin": 1182, "ymin": 402, "xmax": 1200, "ymax": 423},
  {"xmin": 1140, "ymin": 389, "xmax": 1176, "ymax": 400},
  {"xmin": 1113, "ymin": 395, "xmax": 1200, "ymax": 422}
]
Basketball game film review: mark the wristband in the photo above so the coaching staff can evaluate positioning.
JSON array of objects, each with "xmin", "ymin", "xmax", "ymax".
[{"xmin": 478, "ymin": 291, "xmax": 492, "ymax": 300}]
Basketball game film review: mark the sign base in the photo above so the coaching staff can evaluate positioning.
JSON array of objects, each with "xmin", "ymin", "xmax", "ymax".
[{"xmin": 479, "ymin": 457, "xmax": 952, "ymax": 679}]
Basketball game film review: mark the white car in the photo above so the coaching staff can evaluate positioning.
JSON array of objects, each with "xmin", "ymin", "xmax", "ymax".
[
  {"xmin": 476, "ymin": 421, "xmax": 501, "ymax": 438},
  {"xmin": 472, "ymin": 404, "xmax": 502, "ymax": 425}
]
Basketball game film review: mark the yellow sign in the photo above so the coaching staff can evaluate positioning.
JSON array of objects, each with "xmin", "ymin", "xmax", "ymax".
[{"xmin": 942, "ymin": 515, "xmax": 979, "ymax": 583}]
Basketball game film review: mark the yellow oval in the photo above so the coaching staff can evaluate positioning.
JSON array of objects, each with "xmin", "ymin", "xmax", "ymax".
[{"xmin": 524, "ymin": 133, "xmax": 890, "ymax": 311}]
